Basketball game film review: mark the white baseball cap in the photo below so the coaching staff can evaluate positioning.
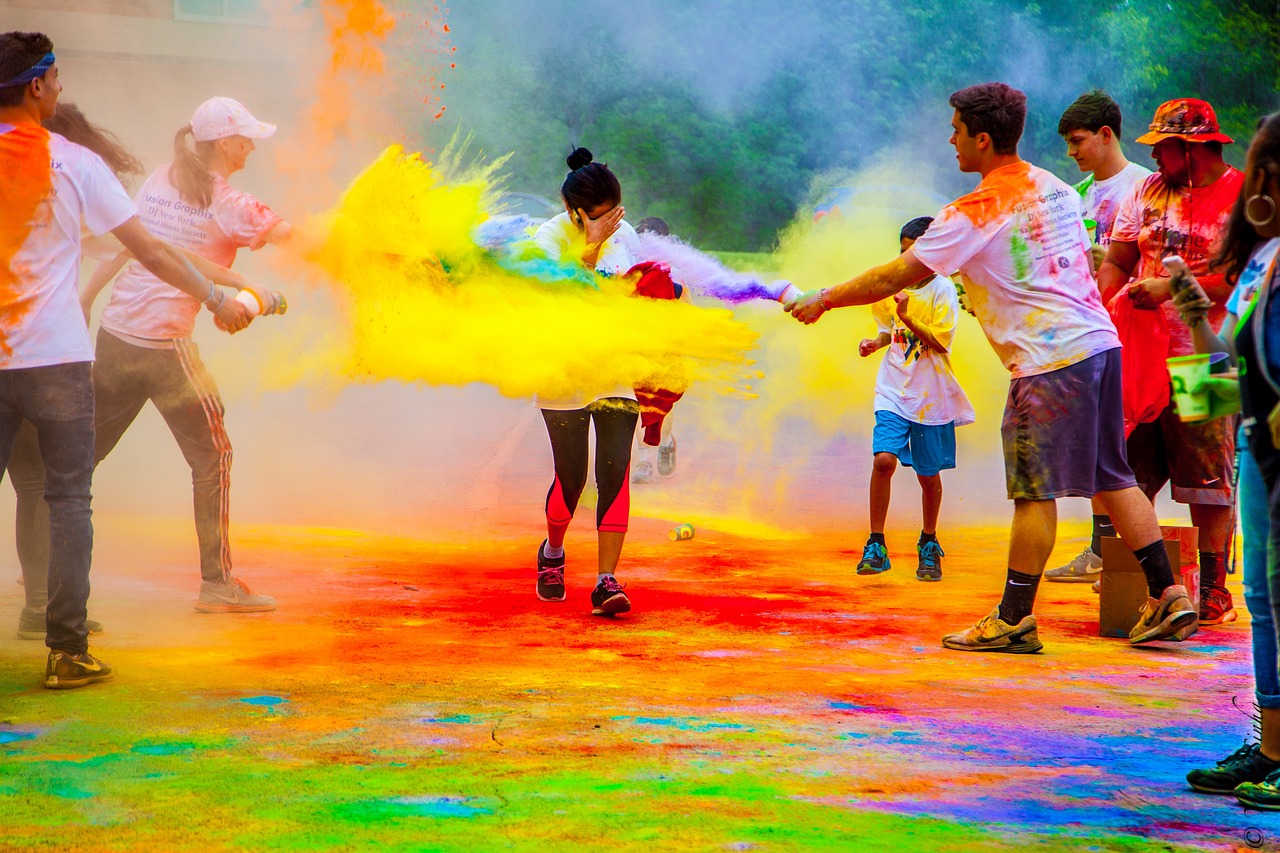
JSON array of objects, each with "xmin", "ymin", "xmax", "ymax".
[{"xmin": 190, "ymin": 97, "xmax": 277, "ymax": 142}]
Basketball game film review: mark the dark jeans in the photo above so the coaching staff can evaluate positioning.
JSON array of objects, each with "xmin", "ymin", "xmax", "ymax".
[
  {"xmin": 0, "ymin": 362, "xmax": 95, "ymax": 653},
  {"xmin": 8, "ymin": 420, "xmax": 50, "ymax": 611}
]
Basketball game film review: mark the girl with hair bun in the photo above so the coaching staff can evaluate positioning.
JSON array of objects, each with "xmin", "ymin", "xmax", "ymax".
[{"xmin": 530, "ymin": 147, "xmax": 643, "ymax": 616}]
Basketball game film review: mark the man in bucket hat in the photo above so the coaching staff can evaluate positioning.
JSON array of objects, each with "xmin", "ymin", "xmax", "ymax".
[{"xmin": 1098, "ymin": 97, "xmax": 1244, "ymax": 626}]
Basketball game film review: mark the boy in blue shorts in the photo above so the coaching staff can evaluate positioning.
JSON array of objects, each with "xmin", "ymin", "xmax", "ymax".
[{"xmin": 856, "ymin": 217, "xmax": 974, "ymax": 581}]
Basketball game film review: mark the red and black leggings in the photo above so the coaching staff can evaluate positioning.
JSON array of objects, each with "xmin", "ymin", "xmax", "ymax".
[{"xmin": 542, "ymin": 398, "xmax": 639, "ymax": 545}]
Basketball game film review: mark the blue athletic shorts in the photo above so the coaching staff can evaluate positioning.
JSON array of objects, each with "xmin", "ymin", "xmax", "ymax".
[{"xmin": 872, "ymin": 410, "xmax": 957, "ymax": 477}]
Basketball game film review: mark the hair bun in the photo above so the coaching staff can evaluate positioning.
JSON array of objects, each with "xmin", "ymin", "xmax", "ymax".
[{"xmin": 566, "ymin": 147, "xmax": 594, "ymax": 171}]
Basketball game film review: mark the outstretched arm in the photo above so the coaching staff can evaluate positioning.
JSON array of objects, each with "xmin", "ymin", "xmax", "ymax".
[{"xmin": 786, "ymin": 251, "xmax": 933, "ymax": 325}]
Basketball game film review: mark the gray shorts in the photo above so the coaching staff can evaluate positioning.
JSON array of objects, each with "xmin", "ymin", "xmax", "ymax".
[{"xmin": 1001, "ymin": 347, "xmax": 1137, "ymax": 501}]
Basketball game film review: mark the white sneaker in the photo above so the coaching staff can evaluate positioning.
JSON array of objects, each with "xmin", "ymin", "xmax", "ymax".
[
  {"xmin": 1044, "ymin": 547, "xmax": 1103, "ymax": 582},
  {"xmin": 631, "ymin": 460, "xmax": 654, "ymax": 484},
  {"xmin": 657, "ymin": 438, "xmax": 677, "ymax": 476},
  {"xmin": 196, "ymin": 576, "xmax": 277, "ymax": 613}
]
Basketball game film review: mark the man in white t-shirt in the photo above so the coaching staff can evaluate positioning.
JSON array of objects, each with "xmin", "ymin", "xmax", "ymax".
[
  {"xmin": 787, "ymin": 82, "xmax": 1195, "ymax": 652},
  {"xmin": 0, "ymin": 31, "xmax": 250, "ymax": 689},
  {"xmin": 1046, "ymin": 89, "xmax": 1152, "ymax": 584},
  {"xmin": 856, "ymin": 216, "xmax": 974, "ymax": 582}
]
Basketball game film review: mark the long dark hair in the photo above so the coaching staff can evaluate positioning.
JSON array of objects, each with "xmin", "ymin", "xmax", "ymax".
[
  {"xmin": 1215, "ymin": 112, "xmax": 1280, "ymax": 287},
  {"xmin": 168, "ymin": 124, "xmax": 218, "ymax": 209},
  {"xmin": 42, "ymin": 102, "xmax": 143, "ymax": 180},
  {"xmin": 560, "ymin": 147, "xmax": 621, "ymax": 215}
]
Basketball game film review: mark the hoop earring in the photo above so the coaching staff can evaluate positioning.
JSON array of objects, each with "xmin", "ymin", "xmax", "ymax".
[{"xmin": 1245, "ymin": 193, "xmax": 1277, "ymax": 229}]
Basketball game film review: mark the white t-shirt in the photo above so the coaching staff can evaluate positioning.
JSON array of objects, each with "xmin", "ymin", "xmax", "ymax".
[
  {"xmin": 532, "ymin": 211, "xmax": 642, "ymax": 410},
  {"xmin": 911, "ymin": 161, "xmax": 1120, "ymax": 378},
  {"xmin": 1075, "ymin": 161, "xmax": 1152, "ymax": 246},
  {"xmin": 1226, "ymin": 237, "xmax": 1280, "ymax": 319},
  {"xmin": 870, "ymin": 275, "xmax": 975, "ymax": 426},
  {"xmin": 101, "ymin": 164, "xmax": 281, "ymax": 341},
  {"xmin": 533, "ymin": 212, "xmax": 641, "ymax": 276},
  {"xmin": 0, "ymin": 125, "xmax": 135, "ymax": 368}
]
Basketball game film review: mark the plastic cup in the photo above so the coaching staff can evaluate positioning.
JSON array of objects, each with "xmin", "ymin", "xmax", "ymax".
[
  {"xmin": 669, "ymin": 523, "xmax": 694, "ymax": 541},
  {"xmin": 1208, "ymin": 351, "xmax": 1230, "ymax": 375},
  {"xmin": 1083, "ymin": 218, "xmax": 1097, "ymax": 243},
  {"xmin": 1166, "ymin": 354, "xmax": 1211, "ymax": 422},
  {"xmin": 235, "ymin": 289, "xmax": 264, "ymax": 317}
]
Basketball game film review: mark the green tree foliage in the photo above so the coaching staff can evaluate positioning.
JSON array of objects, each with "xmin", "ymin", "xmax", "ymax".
[{"xmin": 437, "ymin": 1, "xmax": 1280, "ymax": 251}]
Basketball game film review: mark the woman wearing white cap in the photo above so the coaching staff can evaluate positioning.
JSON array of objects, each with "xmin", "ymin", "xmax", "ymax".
[{"xmin": 79, "ymin": 96, "xmax": 291, "ymax": 612}]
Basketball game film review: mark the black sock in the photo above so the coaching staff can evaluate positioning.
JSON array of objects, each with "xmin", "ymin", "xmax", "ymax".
[
  {"xmin": 868, "ymin": 532, "xmax": 886, "ymax": 546},
  {"xmin": 998, "ymin": 569, "xmax": 1040, "ymax": 624},
  {"xmin": 1199, "ymin": 550, "xmax": 1225, "ymax": 591},
  {"xmin": 1135, "ymin": 540, "xmax": 1177, "ymax": 598},
  {"xmin": 1090, "ymin": 514, "xmax": 1115, "ymax": 555},
  {"xmin": 918, "ymin": 531, "xmax": 938, "ymax": 545}
]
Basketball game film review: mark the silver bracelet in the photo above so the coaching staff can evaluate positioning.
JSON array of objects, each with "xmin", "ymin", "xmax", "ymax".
[{"xmin": 203, "ymin": 285, "xmax": 225, "ymax": 312}]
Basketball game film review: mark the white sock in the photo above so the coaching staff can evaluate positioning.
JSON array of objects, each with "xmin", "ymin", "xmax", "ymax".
[{"xmin": 543, "ymin": 542, "xmax": 564, "ymax": 560}]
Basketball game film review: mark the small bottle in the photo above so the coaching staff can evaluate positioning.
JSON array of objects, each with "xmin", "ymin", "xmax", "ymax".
[
  {"xmin": 669, "ymin": 523, "xmax": 694, "ymax": 541},
  {"xmin": 235, "ymin": 289, "xmax": 288, "ymax": 317},
  {"xmin": 776, "ymin": 282, "xmax": 802, "ymax": 304}
]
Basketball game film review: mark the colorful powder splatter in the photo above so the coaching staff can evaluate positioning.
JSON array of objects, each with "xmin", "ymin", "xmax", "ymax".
[{"xmin": 285, "ymin": 144, "xmax": 760, "ymax": 403}]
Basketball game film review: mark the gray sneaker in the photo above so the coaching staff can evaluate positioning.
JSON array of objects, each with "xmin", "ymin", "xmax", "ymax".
[
  {"xmin": 1045, "ymin": 546, "xmax": 1103, "ymax": 582},
  {"xmin": 18, "ymin": 606, "xmax": 103, "ymax": 640},
  {"xmin": 657, "ymin": 438, "xmax": 677, "ymax": 477},
  {"xmin": 196, "ymin": 577, "xmax": 277, "ymax": 613}
]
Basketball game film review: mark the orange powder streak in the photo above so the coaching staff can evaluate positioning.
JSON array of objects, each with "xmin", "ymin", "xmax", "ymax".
[{"xmin": 0, "ymin": 123, "xmax": 52, "ymax": 357}]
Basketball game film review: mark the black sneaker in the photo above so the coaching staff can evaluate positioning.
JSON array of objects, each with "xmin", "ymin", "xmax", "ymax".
[
  {"xmin": 856, "ymin": 539, "xmax": 890, "ymax": 575},
  {"xmin": 45, "ymin": 649, "xmax": 115, "ymax": 690},
  {"xmin": 1187, "ymin": 743, "xmax": 1280, "ymax": 794},
  {"xmin": 18, "ymin": 607, "xmax": 103, "ymax": 640},
  {"xmin": 1237, "ymin": 766, "xmax": 1280, "ymax": 810},
  {"xmin": 591, "ymin": 575, "xmax": 630, "ymax": 616},
  {"xmin": 916, "ymin": 540, "xmax": 943, "ymax": 582},
  {"xmin": 536, "ymin": 539, "xmax": 566, "ymax": 602}
]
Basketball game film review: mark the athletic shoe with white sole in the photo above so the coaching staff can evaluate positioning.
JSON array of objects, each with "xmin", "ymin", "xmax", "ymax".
[
  {"xmin": 591, "ymin": 575, "xmax": 630, "ymax": 616},
  {"xmin": 18, "ymin": 607, "xmax": 103, "ymax": 640},
  {"xmin": 658, "ymin": 438, "xmax": 677, "ymax": 476},
  {"xmin": 44, "ymin": 649, "xmax": 115, "ymax": 690},
  {"xmin": 536, "ymin": 539, "xmax": 566, "ymax": 602},
  {"xmin": 1200, "ymin": 585, "xmax": 1237, "ymax": 626},
  {"xmin": 1128, "ymin": 584, "xmax": 1197, "ymax": 644},
  {"xmin": 196, "ymin": 577, "xmax": 277, "ymax": 613},
  {"xmin": 1045, "ymin": 546, "xmax": 1103, "ymax": 582},
  {"xmin": 1187, "ymin": 742, "xmax": 1280, "ymax": 794},
  {"xmin": 631, "ymin": 460, "xmax": 654, "ymax": 485},
  {"xmin": 942, "ymin": 606, "xmax": 1043, "ymax": 653}
]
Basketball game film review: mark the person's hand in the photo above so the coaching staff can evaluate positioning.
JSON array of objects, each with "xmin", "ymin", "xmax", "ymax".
[
  {"xmin": 786, "ymin": 290, "xmax": 827, "ymax": 325},
  {"xmin": 859, "ymin": 338, "xmax": 879, "ymax": 357},
  {"xmin": 579, "ymin": 206, "xmax": 624, "ymax": 247},
  {"xmin": 1171, "ymin": 277, "xmax": 1212, "ymax": 328},
  {"xmin": 893, "ymin": 291, "xmax": 910, "ymax": 319},
  {"xmin": 213, "ymin": 294, "xmax": 253, "ymax": 333},
  {"xmin": 1127, "ymin": 276, "xmax": 1172, "ymax": 309},
  {"xmin": 1089, "ymin": 244, "xmax": 1106, "ymax": 275},
  {"xmin": 1190, "ymin": 374, "xmax": 1241, "ymax": 420}
]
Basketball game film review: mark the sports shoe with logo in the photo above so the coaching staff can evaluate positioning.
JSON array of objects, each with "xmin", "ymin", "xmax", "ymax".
[
  {"xmin": 18, "ymin": 607, "xmax": 103, "ymax": 640},
  {"xmin": 195, "ymin": 576, "xmax": 277, "ymax": 613},
  {"xmin": 1200, "ymin": 585, "xmax": 1237, "ymax": 626},
  {"xmin": 1044, "ymin": 546, "xmax": 1103, "ymax": 582},
  {"xmin": 631, "ymin": 460, "xmax": 654, "ymax": 485},
  {"xmin": 658, "ymin": 438, "xmax": 677, "ymax": 477},
  {"xmin": 1187, "ymin": 742, "xmax": 1280, "ymax": 794},
  {"xmin": 916, "ymin": 540, "xmax": 943, "ymax": 582},
  {"xmin": 1236, "ymin": 766, "xmax": 1280, "ymax": 810},
  {"xmin": 591, "ymin": 575, "xmax": 630, "ymax": 616},
  {"xmin": 44, "ymin": 649, "xmax": 115, "ymax": 690},
  {"xmin": 536, "ymin": 539, "xmax": 566, "ymax": 602},
  {"xmin": 856, "ymin": 539, "xmax": 890, "ymax": 575},
  {"xmin": 942, "ymin": 606, "xmax": 1043, "ymax": 653},
  {"xmin": 1128, "ymin": 584, "xmax": 1197, "ymax": 644}
]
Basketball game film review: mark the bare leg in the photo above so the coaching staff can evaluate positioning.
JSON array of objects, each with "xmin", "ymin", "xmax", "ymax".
[
  {"xmin": 869, "ymin": 452, "xmax": 897, "ymax": 534},
  {"xmin": 1096, "ymin": 486, "xmax": 1162, "ymax": 549},
  {"xmin": 598, "ymin": 530, "xmax": 625, "ymax": 577},
  {"xmin": 918, "ymin": 473, "xmax": 942, "ymax": 536},
  {"xmin": 1008, "ymin": 498, "xmax": 1057, "ymax": 575}
]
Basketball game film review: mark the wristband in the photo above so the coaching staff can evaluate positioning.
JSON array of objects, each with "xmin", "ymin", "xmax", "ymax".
[
  {"xmin": 203, "ymin": 285, "xmax": 226, "ymax": 312},
  {"xmin": 818, "ymin": 288, "xmax": 831, "ymax": 312}
]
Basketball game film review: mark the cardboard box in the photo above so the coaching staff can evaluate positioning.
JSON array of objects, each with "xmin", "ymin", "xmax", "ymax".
[
  {"xmin": 1098, "ymin": 537, "xmax": 1182, "ymax": 638},
  {"xmin": 1159, "ymin": 525, "xmax": 1200, "ymax": 610}
]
